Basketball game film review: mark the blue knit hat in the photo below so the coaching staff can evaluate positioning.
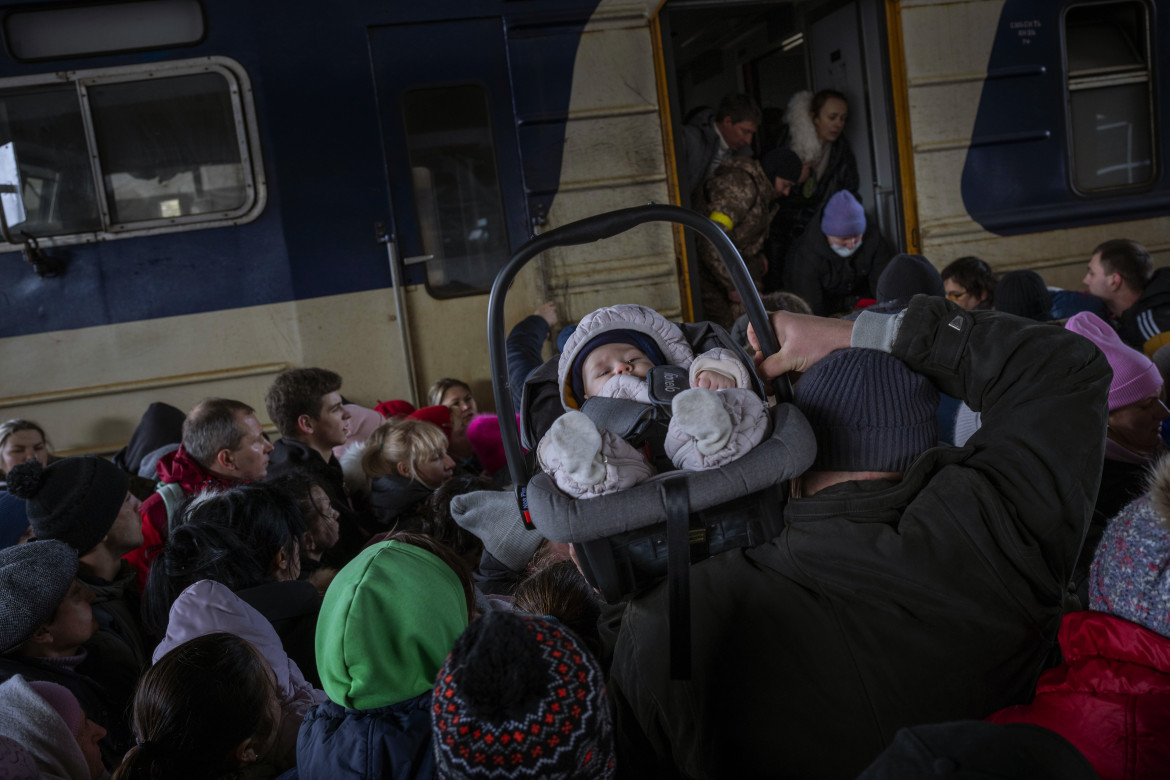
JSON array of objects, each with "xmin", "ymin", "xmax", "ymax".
[
  {"xmin": 821, "ymin": 190, "xmax": 866, "ymax": 237},
  {"xmin": 794, "ymin": 348, "xmax": 938, "ymax": 472},
  {"xmin": 1089, "ymin": 458, "xmax": 1170, "ymax": 639}
]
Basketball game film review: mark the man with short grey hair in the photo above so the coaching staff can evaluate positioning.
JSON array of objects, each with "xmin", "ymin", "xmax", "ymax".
[{"xmin": 124, "ymin": 397, "xmax": 273, "ymax": 588}]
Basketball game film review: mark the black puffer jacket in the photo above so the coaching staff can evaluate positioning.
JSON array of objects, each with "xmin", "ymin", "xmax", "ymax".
[
  {"xmin": 783, "ymin": 216, "xmax": 895, "ymax": 316},
  {"xmin": 608, "ymin": 296, "xmax": 1110, "ymax": 779}
]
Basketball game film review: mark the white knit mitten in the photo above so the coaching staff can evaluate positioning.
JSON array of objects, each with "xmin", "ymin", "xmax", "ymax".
[
  {"xmin": 538, "ymin": 411, "xmax": 605, "ymax": 486},
  {"xmin": 670, "ymin": 388, "xmax": 732, "ymax": 455}
]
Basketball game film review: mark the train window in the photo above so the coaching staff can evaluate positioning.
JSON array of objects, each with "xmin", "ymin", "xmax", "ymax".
[
  {"xmin": 402, "ymin": 84, "xmax": 510, "ymax": 297},
  {"xmin": 0, "ymin": 85, "xmax": 102, "ymax": 239},
  {"xmin": 1064, "ymin": 2, "xmax": 1154, "ymax": 192},
  {"xmin": 88, "ymin": 73, "xmax": 247, "ymax": 225},
  {"xmin": 0, "ymin": 57, "xmax": 263, "ymax": 250},
  {"xmin": 5, "ymin": 1, "xmax": 204, "ymax": 61}
]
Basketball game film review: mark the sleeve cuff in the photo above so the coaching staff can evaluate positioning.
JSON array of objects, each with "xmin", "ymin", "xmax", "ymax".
[{"xmin": 851, "ymin": 310, "xmax": 905, "ymax": 353}]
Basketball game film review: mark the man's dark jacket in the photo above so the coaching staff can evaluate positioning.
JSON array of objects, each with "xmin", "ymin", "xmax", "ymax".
[
  {"xmin": 1118, "ymin": 266, "xmax": 1170, "ymax": 356},
  {"xmin": 608, "ymin": 296, "xmax": 1110, "ymax": 779}
]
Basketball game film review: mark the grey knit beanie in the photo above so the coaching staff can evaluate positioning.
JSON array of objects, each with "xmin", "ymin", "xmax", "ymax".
[
  {"xmin": 0, "ymin": 540, "xmax": 78, "ymax": 654},
  {"xmin": 6, "ymin": 457, "xmax": 127, "ymax": 555},
  {"xmin": 794, "ymin": 348, "xmax": 938, "ymax": 472},
  {"xmin": 1089, "ymin": 459, "xmax": 1170, "ymax": 639},
  {"xmin": 451, "ymin": 490, "xmax": 544, "ymax": 572}
]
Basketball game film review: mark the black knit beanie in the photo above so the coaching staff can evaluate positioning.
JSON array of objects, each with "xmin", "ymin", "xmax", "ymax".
[
  {"xmin": 794, "ymin": 348, "xmax": 938, "ymax": 472},
  {"xmin": 7, "ymin": 457, "xmax": 128, "ymax": 555},
  {"xmin": 875, "ymin": 254, "xmax": 944, "ymax": 306},
  {"xmin": 995, "ymin": 270, "xmax": 1052, "ymax": 321},
  {"xmin": 0, "ymin": 539, "xmax": 78, "ymax": 654},
  {"xmin": 761, "ymin": 147, "xmax": 803, "ymax": 185},
  {"xmin": 432, "ymin": 611, "xmax": 615, "ymax": 779}
]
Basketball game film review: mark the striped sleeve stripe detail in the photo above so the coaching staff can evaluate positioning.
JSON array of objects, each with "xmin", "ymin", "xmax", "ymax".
[{"xmin": 1138, "ymin": 309, "xmax": 1159, "ymax": 340}]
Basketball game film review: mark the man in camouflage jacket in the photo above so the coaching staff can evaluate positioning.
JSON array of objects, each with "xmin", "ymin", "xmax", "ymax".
[{"xmin": 695, "ymin": 149, "xmax": 799, "ymax": 329}]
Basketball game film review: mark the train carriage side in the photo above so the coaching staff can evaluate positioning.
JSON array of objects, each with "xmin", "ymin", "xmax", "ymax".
[
  {"xmin": 897, "ymin": 0, "xmax": 1168, "ymax": 285},
  {"xmin": 0, "ymin": 0, "xmax": 681, "ymax": 455}
]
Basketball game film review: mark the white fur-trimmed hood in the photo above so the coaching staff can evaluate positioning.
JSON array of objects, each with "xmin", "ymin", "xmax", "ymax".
[
  {"xmin": 784, "ymin": 90, "xmax": 823, "ymax": 164},
  {"xmin": 1147, "ymin": 454, "xmax": 1170, "ymax": 529}
]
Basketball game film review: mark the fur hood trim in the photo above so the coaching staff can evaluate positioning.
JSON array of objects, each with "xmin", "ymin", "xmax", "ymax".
[
  {"xmin": 784, "ymin": 90, "xmax": 823, "ymax": 164},
  {"xmin": 1146, "ymin": 454, "xmax": 1170, "ymax": 529}
]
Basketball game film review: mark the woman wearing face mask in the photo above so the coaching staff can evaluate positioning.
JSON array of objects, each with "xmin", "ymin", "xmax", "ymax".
[{"xmin": 783, "ymin": 189, "xmax": 895, "ymax": 316}]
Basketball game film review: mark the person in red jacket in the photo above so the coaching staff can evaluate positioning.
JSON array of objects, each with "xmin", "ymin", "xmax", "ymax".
[
  {"xmin": 124, "ymin": 398, "xmax": 273, "ymax": 589},
  {"xmin": 988, "ymin": 454, "xmax": 1170, "ymax": 780}
]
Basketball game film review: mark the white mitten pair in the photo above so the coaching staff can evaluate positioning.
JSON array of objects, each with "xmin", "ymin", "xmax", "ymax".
[{"xmin": 538, "ymin": 387, "xmax": 768, "ymax": 498}]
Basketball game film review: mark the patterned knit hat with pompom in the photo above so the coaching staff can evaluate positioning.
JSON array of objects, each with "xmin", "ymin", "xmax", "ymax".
[{"xmin": 432, "ymin": 611, "xmax": 615, "ymax": 779}]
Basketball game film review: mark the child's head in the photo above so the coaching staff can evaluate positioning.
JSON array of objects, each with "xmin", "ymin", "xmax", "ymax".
[
  {"xmin": 178, "ymin": 483, "xmax": 306, "ymax": 581},
  {"xmin": 513, "ymin": 560, "xmax": 603, "ymax": 658},
  {"xmin": 0, "ymin": 539, "xmax": 95, "ymax": 658},
  {"xmin": 114, "ymin": 633, "xmax": 279, "ymax": 780},
  {"xmin": 558, "ymin": 305, "xmax": 690, "ymax": 409},
  {"xmin": 316, "ymin": 535, "xmax": 470, "ymax": 710},
  {"xmin": 432, "ymin": 611, "xmax": 615, "ymax": 780},
  {"xmin": 423, "ymin": 474, "xmax": 494, "ymax": 572},
  {"xmin": 570, "ymin": 330, "xmax": 666, "ymax": 401},
  {"xmin": 362, "ymin": 419, "xmax": 455, "ymax": 489},
  {"xmin": 269, "ymin": 474, "xmax": 341, "ymax": 561}
]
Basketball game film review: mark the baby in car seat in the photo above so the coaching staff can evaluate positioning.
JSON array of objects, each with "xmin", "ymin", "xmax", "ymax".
[{"xmin": 537, "ymin": 304, "xmax": 769, "ymax": 498}]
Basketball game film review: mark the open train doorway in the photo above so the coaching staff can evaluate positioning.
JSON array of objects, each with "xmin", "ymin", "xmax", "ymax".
[{"xmin": 657, "ymin": 0, "xmax": 904, "ymax": 314}]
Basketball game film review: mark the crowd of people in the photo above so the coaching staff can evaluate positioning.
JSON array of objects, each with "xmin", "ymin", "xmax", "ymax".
[{"xmin": 0, "ymin": 87, "xmax": 1169, "ymax": 779}]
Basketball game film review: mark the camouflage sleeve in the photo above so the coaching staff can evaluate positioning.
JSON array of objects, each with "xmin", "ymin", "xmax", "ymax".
[
  {"xmin": 697, "ymin": 233, "xmax": 736, "ymax": 295},
  {"xmin": 701, "ymin": 168, "xmax": 757, "ymax": 232}
]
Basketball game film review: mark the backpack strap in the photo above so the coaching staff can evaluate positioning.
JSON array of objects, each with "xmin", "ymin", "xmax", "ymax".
[{"xmin": 157, "ymin": 481, "xmax": 187, "ymax": 537}]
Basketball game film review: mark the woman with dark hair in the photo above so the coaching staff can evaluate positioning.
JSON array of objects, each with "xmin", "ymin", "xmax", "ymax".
[
  {"xmin": 267, "ymin": 474, "xmax": 340, "ymax": 581},
  {"xmin": 769, "ymin": 89, "xmax": 861, "ymax": 272},
  {"xmin": 143, "ymin": 483, "xmax": 321, "ymax": 685},
  {"xmin": 114, "ymin": 633, "xmax": 282, "ymax": 780},
  {"xmin": 941, "ymin": 256, "xmax": 997, "ymax": 310}
]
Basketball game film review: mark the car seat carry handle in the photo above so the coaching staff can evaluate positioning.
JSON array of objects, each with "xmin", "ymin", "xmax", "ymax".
[{"xmin": 488, "ymin": 203, "xmax": 790, "ymax": 512}]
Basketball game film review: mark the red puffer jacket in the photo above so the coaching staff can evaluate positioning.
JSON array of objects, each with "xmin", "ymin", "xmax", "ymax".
[
  {"xmin": 123, "ymin": 445, "xmax": 243, "ymax": 590},
  {"xmin": 988, "ymin": 610, "xmax": 1170, "ymax": 780}
]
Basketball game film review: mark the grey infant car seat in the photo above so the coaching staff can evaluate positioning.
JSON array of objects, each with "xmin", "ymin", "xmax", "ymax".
[{"xmin": 487, "ymin": 204, "xmax": 815, "ymax": 678}]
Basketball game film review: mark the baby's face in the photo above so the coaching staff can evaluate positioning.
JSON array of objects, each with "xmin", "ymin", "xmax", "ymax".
[{"xmin": 582, "ymin": 342, "xmax": 653, "ymax": 398}]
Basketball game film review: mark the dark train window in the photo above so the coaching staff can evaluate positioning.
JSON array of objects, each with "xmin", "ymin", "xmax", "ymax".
[
  {"xmin": 1064, "ymin": 2, "xmax": 1154, "ymax": 192},
  {"xmin": 0, "ymin": 57, "xmax": 263, "ymax": 251},
  {"xmin": 402, "ymin": 84, "xmax": 510, "ymax": 298}
]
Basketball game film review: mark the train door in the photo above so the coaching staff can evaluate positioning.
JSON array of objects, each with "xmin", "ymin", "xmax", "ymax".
[
  {"xmin": 657, "ymin": 0, "xmax": 904, "ymax": 311},
  {"xmin": 368, "ymin": 18, "xmax": 530, "ymax": 406}
]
